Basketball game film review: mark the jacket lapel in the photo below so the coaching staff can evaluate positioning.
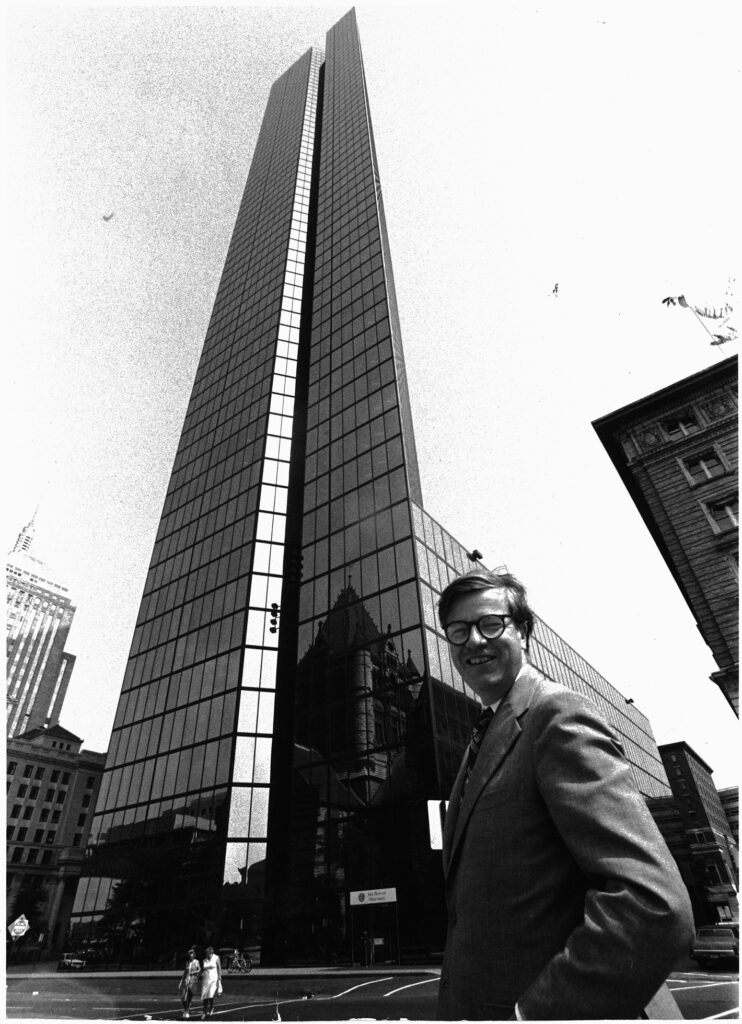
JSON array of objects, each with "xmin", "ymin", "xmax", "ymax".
[
  {"xmin": 442, "ymin": 756, "xmax": 467, "ymax": 872},
  {"xmin": 442, "ymin": 665, "xmax": 544, "ymax": 877}
]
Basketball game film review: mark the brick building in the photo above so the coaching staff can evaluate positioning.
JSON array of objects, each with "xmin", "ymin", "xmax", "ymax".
[
  {"xmin": 6, "ymin": 724, "xmax": 105, "ymax": 955},
  {"xmin": 593, "ymin": 356, "xmax": 738, "ymax": 714},
  {"xmin": 648, "ymin": 741, "xmax": 738, "ymax": 925},
  {"xmin": 718, "ymin": 786, "xmax": 739, "ymax": 847}
]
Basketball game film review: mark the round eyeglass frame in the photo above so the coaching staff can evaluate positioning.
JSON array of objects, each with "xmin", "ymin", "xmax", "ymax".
[{"xmin": 444, "ymin": 614, "xmax": 516, "ymax": 646}]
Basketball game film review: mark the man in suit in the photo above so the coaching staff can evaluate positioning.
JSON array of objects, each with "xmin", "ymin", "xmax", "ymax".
[{"xmin": 437, "ymin": 569, "xmax": 694, "ymax": 1021}]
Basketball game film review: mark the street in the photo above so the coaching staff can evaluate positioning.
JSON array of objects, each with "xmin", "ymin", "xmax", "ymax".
[{"xmin": 5, "ymin": 966, "xmax": 738, "ymax": 1020}]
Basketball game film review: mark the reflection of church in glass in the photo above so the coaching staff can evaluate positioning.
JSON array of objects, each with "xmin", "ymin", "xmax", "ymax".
[
  {"xmin": 295, "ymin": 579, "xmax": 424, "ymax": 802},
  {"xmin": 274, "ymin": 582, "xmax": 440, "ymax": 962},
  {"xmin": 69, "ymin": 10, "xmax": 673, "ymax": 964}
]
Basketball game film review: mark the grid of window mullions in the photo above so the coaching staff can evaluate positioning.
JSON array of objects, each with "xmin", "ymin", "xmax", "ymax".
[
  {"xmin": 84, "ymin": 59, "xmax": 321, "ymax": 864},
  {"xmin": 227, "ymin": 53, "xmax": 321, "ymax": 860},
  {"xmin": 163, "ymin": 412, "xmax": 269, "ymax": 517},
  {"xmin": 171, "ymin": 380, "xmax": 270, "ymax": 470},
  {"xmin": 185, "ymin": 206, "xmax": 304, "ymax": 422},
  {"xmin": 181, "ymin": 341, "xmax": 281, "ymax": 442}
]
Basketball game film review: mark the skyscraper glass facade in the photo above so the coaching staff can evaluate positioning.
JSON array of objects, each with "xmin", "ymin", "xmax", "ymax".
[{"xmin": 70, "ymin": 10, "xmax": 670, "ymax": 964}]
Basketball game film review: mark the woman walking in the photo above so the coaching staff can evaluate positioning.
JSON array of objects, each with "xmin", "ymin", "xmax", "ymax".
[
  {"xmin": 178, "ymin": 949, "xmax": 200, "ymax": 1020},
  {"xmin": 200, "ymin": 946, "xmax": 222, "ymax": 1019}
]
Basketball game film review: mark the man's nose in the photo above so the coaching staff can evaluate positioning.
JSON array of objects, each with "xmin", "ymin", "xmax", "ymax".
[{"xmin": 466, "ymin": 622, "xmax": 488, "ymax": 645}]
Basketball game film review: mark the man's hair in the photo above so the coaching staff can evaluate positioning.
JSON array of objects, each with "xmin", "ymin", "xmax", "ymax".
[{"xmin": 437, "ymin": 569, "xmax": 535, "ymax": 649}]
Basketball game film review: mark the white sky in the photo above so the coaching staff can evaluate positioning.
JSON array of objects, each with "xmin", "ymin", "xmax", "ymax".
[{"xmin": 4, "ymin": 2, "xmax": 739, "ymax": 786}]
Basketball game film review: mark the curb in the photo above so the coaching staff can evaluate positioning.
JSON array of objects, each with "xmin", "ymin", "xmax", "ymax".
[{"xmin": 6, "ymin": 966, "xmax": 441, "ymax": 980}]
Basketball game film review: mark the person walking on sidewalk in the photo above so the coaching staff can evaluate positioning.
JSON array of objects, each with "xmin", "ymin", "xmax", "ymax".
[
  {"xmin": 178, "ymin": 948, "xmax": 200, "ymax": 1020},
  {"xmin": 200, "ymin": 946, "xmax": 222, "ymax": 1019}
]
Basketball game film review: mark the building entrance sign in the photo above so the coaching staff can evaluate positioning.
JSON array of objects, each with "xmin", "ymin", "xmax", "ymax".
[{"xmin": 349, "ymin": 888, "xmax": 397, "ymax": 906}]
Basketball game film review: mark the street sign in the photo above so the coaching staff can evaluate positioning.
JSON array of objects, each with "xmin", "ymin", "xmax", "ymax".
[
  {"xmin": 349, "ymin": 887, "xmax": 397, "ymax": 906},
  {"xmin": 8, "ymin": 914, "xmax": 30, "ymax": 938}
]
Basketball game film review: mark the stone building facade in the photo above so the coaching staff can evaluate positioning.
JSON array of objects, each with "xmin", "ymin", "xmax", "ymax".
[
  {"xmin": 648, "ymin": 741, "xmax": 738, "ymax": 925},
  {"xmin": 593, "ymin": 356, "xmax": 738, "ymax": 714},
  {"xmin": 7, "ymin": 514, "xmax": 77, "ymax": 738},
  {"xmin": 6, "ymin": 724, "xmax": 105, "ymax": 955}
]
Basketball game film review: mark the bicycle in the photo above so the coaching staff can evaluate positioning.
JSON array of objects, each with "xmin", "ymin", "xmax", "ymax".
[{"xmin": 227, "ymin": 954, "xmax": 253, "ymax": 974}]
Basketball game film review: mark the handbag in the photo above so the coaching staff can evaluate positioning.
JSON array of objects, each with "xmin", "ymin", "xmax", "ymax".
[{"xmin": 216, "ymin": 979, "xmax": 223, "ymax": 997}]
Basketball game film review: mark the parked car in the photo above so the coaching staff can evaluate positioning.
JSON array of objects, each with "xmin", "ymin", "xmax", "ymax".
[
  {"xmin": 57, "ymin": 952, "xmax": 86, "ymax": 971},
  {"xmin": 690, "ymin": 924, "xmax": 739, "ymax": 967}
]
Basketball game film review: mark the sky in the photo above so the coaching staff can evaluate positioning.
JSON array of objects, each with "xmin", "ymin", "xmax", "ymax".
[{"xmin": 4, "ymin": 2, "xmax": 739, "ymax": 786}]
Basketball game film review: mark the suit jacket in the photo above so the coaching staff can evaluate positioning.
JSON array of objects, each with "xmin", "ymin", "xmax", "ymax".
[{"xmin": 437, "ymin": 665, "xmax": 694, "ymax": 1021}]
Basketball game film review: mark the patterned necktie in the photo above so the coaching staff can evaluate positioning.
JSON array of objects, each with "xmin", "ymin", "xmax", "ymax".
[{"xmin": 463, "ymin": 705, "xmax": 494, "ymax": 795}]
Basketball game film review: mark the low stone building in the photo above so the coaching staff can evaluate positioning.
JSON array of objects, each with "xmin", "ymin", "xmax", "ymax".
[{"xmin": 6, "ymin": 724, "xmax": 105, "ymax": 955}]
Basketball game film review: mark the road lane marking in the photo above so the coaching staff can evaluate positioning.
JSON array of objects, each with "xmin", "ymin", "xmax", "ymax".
[
  {"xmin": 26, "ymin": 975, "xmax": 431, "ymax": 1021},
  {"xmin": 384, "ymin": 977, "xmax": 440, "ymax": 997},
  {"xmin": 331, "ymin": 977, "xmax": 394, "ymax": 998},
  {"xmin": 674, "ymin": 972, "xmax": 738, "ymax": 980},
  {"xmin": 194, "ymin": 979, "xmax": 396, "ymax": 1019},
  {"xmin": 111, "ymin": 1005, "xmax": 193, "ymax": 1019},
  {"xmin": 670, "ymin": 982, "xmax": 739, "ymax": 993},
  {"xmin": 702, "ymin": 1009, "xmax": 739, "ymax": 1020}
]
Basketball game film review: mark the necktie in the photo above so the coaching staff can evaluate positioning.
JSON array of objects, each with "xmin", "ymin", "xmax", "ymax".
[{"xmin": 463, "ymin": 705, "xmax": 494, "ymax": 794}]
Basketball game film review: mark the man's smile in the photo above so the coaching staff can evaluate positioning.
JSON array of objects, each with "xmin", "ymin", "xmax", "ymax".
[{"xmin": 467, "ymin": 653, "xmax": 498, "ymax": 665}]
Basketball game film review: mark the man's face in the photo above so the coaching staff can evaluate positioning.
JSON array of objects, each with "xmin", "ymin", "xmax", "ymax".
[{"xmin": 446, "ymin": 587, "xmax": 526, "ymax": 705}]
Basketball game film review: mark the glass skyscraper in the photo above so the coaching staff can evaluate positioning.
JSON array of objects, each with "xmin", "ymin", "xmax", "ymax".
[{"xmin": 70, "ymin": 10, "xmax": 671, "ymax": 964}]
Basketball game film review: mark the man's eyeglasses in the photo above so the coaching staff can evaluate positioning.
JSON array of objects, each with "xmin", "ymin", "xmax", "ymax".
[{"xmin": 444, "ymin": 614, "xmax": 516, "ymax": 646}]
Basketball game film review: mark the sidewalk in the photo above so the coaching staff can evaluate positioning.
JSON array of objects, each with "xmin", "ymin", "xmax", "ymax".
[
  {"xmin": 7, "ymin": 952, "xmax": 708, "ymax": 980},
  {"xmin": 6, "ymin": 963, "xmax": 439, "ymax": 979}
]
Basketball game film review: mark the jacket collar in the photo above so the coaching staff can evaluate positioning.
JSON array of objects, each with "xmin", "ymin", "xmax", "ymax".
[{"xmin": 505, "ymin": 660, "xmax": 544, "ymax": 717}]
